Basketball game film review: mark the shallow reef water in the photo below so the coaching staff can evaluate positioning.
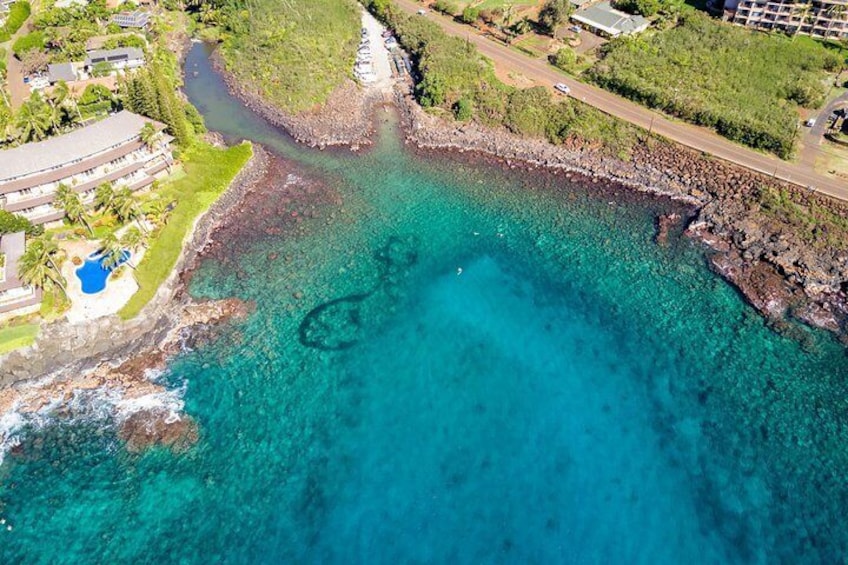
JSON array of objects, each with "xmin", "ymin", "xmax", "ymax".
[{"xmin": 1, "ymin": 44, "xmax": 848, "ymax": 563}]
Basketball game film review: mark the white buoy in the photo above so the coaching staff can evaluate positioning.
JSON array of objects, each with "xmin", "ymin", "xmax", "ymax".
[{"xmin": 457, "ymin": 268, "xmax": 463, "ymax": 276}]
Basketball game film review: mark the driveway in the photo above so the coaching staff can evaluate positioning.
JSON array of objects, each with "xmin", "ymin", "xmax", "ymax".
[{"xmin": 799, "ymin": 90, "xmax": 848, "ymax": 170}]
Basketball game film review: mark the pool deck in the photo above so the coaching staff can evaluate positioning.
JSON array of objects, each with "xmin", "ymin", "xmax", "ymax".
[{"xmin": 62, "ymin": 239, "xmax": 145, "ymax": 325}]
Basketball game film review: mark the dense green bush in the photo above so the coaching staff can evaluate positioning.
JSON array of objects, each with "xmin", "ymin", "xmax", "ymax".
[
  {"xmin": 550, "ymin": 47, "xmax": 577, "ymax": 72},
  {"xmin": 612, "ymin": 0, "xmax": 661, "ymax": 16},
  {"xmin": 433, "ymin": 0, "xmax": 459, "ymax": 15},
  {"xmin": 461, "ymin": 6, "xmax": 480, "ymax": 24},
  {"xmin": 453, "ymin": 97, "xmax": 473, "ymax": 120},
  {"xmin": 0, "ymin": 210, "xmax": 42, "ymax": 237},
  {"xmin": 588, "ymin": 13, "xmax": 840, "ymax": 158},
  {"xmin": 0, "ymin": 1, "xmax": 31, "ymax": 42},
  {"xmin": 362, "ymin": 0, "xmax": 637, "ymax": 153},
  {"xmin": 12, "ymin": 30, "xmax": 44, "ymax": 57}
]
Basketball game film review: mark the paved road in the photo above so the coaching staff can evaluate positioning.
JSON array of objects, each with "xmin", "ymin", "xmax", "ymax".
[{"xmin": 395, "ymin": 0, "xmax": 848, "ymax": 201}]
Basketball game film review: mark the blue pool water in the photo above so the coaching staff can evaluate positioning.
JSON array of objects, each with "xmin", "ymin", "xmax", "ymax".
[{"xmin": 75, "ymin": 250, "xmax": 131, "ymax": 294}]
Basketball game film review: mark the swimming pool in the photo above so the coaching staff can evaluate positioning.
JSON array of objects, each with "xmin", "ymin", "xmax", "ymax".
[{"xmin": 75, "ymin": 250, "xmax": 131, "ymax": 295}]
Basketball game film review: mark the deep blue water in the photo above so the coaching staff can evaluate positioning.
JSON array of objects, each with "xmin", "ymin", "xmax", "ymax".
[{"xmin": 0, "ymin": 43, "xmax": 847, "ymax": 563}]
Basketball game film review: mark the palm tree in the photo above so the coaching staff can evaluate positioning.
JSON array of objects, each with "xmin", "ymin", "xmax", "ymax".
[
  {"xmin": 119, "ymin": 226, "xmax": 147, "ymax": 268},
  {"xmin": 55, "ymin": 184, "xmax": 93, "ymax": 235},
  {"xmin": 16, "ymin": 93, "xmax": 53, "ymax": 143},
  {"xmin": 111, "ymin": 187, "xmax": 148, "ymax": 232},
  {"xmin": 99, "ymin": 232, "xmax": 125, "ymax": 270},
  {"xmin": 94, "ymin": 182, "xmax": 115, "ymax": 212},
  {"xmin": 826, "ymin": 3, "xmax": 846, "ymax": 37},
  {"xmin": 144, "ymin": 197, "xmax": 173, "ymax": 230},
  {"xmin": 139, "ymin": 122, "xmax": 171, "ymax": 173},
  {"xmin": 140, "ymin": 122, "xmax": 159, "ymax": 152},
  {"xmin": 18, "ymin": 235, "xmax": 68, "ymax": 298}
]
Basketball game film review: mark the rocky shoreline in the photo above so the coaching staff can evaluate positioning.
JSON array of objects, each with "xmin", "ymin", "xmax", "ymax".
[
  {"xmin": 209, "ymin": 48, "xmax": 388, "ymax": 150},
  {"xmin": 0, "ymin": 146, "xmax": 269, "ymax": 456},
  {"xmin": 387, "ymin": 83, "xmax": 848, "ymax": 341}
]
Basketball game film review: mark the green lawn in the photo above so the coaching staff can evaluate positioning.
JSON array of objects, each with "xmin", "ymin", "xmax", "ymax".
[
  {"xmin": 0, "ymin": 323, "xmax": 39, "ymax": 355},
  {"xmin": 118, "ymin": 142, "xmax": 253, "ymax": 320},
  {"xmin": 221, "ymin": 0, "xmax": 360, "ymax": 114}
]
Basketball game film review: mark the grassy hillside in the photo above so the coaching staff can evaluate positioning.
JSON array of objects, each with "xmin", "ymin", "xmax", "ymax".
[
  {"xmin": 588, "ymin": 13, "xmax": 842, "ymax": 159},
  {"xmin": 221, "ymin": 0, "xmax": 360, "ymax": 113}
]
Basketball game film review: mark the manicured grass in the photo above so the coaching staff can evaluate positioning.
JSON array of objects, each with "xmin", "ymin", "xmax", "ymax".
[
  {"xmin": 221, "ymin": 0, "xmax": 360, "ymax": 114},
  {"xmin": 0, "ymin": 323, "xmax": 39, "ymax": 355},
  {"xmin": 588, "ymin": 13, "xmax": 843, "ymax": 158},
  {"xmin": 118, "ymin": 142, "xmax": 253, "ymax": 320}
]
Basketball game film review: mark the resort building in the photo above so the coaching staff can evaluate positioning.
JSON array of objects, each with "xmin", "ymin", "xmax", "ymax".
[
  {"xmin": 0, "ymin": 231, "xmax": 41, "ymax": 318},
  {"xmin": 725, "ymin": 0, "xmax": 848, "ymax": 40},
  {"xmin": 0, "ymin": 111, "xmax": 172, "ymax": 225},
  {"xmin": 571, "ymin": 1, "xmax": 651, "ymax": 37}
]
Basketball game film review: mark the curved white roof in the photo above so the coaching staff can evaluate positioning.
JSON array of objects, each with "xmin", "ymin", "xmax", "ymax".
[{"xmin": 0, "ymin": 111, "xmax": 157, "ymax": 183}]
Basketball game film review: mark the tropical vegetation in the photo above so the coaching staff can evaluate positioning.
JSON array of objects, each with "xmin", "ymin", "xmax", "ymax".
[
  {"xmin": 0, "ymin": 1, "xmax": 31, "ymax": 43},
  {"xmin": 199, "ymin": 0, "xmax": 361, "ymax": 113},
  {"xmin": 363, "ymin": 0, "xmax": 637, "ymax": 154},
  {"xmin": 588, "ymin": 12, "xmax": 844, "ymax": 158}
]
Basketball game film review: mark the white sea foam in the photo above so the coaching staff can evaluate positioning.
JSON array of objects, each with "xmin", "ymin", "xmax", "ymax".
[{"xmin": 0, "ymin": 373, "xmax": 186, "ymax": 466}]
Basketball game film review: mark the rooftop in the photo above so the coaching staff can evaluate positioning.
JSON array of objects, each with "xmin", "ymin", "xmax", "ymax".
[
  {"xmin": 85, "ymin": 47, "xmax": 145, "ymax": 65},
  {"xmin": 572, "ymin": 1, "xmax": 650, "ymax": 36},
  {"xmin": 0, "ymin": 111, "xmax": 160, "ymax": 183},
  {"xmin": 111, "ymin": 10, "xmax": 149, "ymax": 28},
  {"xmin": 48, "ymin": 62, "xmax": 78, "ymax": 84}
]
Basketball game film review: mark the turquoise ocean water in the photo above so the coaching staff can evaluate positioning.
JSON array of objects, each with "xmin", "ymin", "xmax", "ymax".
[{"xmin": 1, "ymin": 44, "xmax": 847, "ymax": 563}]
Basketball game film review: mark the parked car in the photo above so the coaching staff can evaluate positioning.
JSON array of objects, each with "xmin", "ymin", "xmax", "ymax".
[
  {"xmin": 569, "ymin": 25, "xmax": 581, "ymax": 33},
  {"xmin": 554, "ymin": 83, "xmax": 571, "ymax": 95},
  {"xmin": 805, "ymin": 117, "xmax": 817, "ymax": 127},
  {"xmin": 417, "ymin": 8, "xmax": 426, "ymax": 15}
]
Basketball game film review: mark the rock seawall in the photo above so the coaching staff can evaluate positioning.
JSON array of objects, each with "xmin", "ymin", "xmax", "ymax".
[{"xmin": 0, "ymin": 144, "xmax": 270, "ymax": 385}]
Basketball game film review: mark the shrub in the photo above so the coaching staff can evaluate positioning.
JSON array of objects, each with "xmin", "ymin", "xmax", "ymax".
[
  {"xmin": 461, "ymin": 6, "xmax": 480, "ymax": 24},
  {"xmin": 12, "ymin": 31, "xmax": 44, "ymax": 57},
  {"xmin": 0, "ymin": 2, "xmax": 31, "ymax": 41},
  {"xmin": 551, "ymin": 48, "xmax": 577, "ymax": 72},
  {"xmin": 0, "ymin": 210, "xmax": 41, "ymax": 237},
  {"xmin": 453, "ymin": 97, "xmax": 473, "ymax": 120},
  {"xmin": 365, "ymin": 1, "xmax": 637, "ymax": 153},
  {"xmin": 613, "ymin": 0, "xmax": 661, "ymax": 16},
  {"xmin": 588, "ymin": 12, "xmax": 838, "ymax": 158},
  {"xmin": 433, "ymin": 0, "xmax": 459, "ymax": 15}
]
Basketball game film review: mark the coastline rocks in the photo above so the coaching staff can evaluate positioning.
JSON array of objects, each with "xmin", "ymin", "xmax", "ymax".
[
  {"xmin": 211, "ymin": 49, "xmax": 383, "ymax": 149},
  {"xmin": 0, "ymin": 297, "xmax": 252, "ymax": 458},
  {"xmin": 655, "ymin": 213, "xmax": 681, "ymax": 246},
  {"xmin": 391, "ymin": 81, "xmax": 848, "ymax": 339},
  {"xmin": 118, "ymin": 409, "xmax": 199, "ymax": 454}
]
